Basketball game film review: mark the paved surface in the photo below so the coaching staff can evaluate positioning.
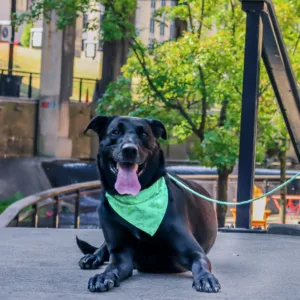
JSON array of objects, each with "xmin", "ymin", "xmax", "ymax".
[{"xmin": 1, "ymin": 229, "xmax": 300, "ymax": 300}]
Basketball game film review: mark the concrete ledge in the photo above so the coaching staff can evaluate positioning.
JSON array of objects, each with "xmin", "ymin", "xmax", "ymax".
[
  {"xmin": 218, "ymin": 227, "xmax": 267, "ymax": 234},
  {"xmin": 0, "ymin": 97, "xmax": 38, "ymax": 104},
  {"xmin": 267, "ymin": 224, "xmax": 300, "ymax": 236}
]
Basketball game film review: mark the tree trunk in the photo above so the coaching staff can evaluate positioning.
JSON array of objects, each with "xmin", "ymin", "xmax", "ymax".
[
  {"xmin": 174, "ymin": 0, "xmax": 188, "ymax": 39},
  {"xmin": 91, "ymin": 3, "xmax": 135, "ymax": 157},
  {"xmin": 217, "ymin": 169, "xmax": 230, "ymax": 228},
  {"xmin": 279, "ymin": 150, "xmax": 287, "ymax": 224},
  {"xmin": 93, "ymin": 38, "xmax": 131, "ymax": 101},
  {"xmin": 92, "ymin": 3, "xmax": 135, "ymax": 102}
]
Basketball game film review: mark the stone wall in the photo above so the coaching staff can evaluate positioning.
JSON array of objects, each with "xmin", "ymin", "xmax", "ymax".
[
  {"xmin": 1, "ymin": 97, "xmax": 297, "ymax": 162},
  {"xmin": 69, "ymin": 102, "xmax": 93, "ymax": 159},
  {"xmin": 0, "ymin": 98, "xmax": 93, "ymax": 159},
  {"xmin": 0, "ymin": 98, "xmax": 190, "ymax": 160},
  {"xmin": 0, "ymin": 99, "xmax": 37, "ymax": 157}
]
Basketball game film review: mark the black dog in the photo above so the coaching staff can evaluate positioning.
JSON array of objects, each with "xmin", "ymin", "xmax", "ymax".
[{"xmin": 77, "ymin": 116, "xmax": 220, "ymax": 293}]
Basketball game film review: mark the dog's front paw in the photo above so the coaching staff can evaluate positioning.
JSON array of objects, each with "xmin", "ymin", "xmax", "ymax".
[
  {"xmin": 78, "ymin": 254, "xmax": 103, "ymax": 270},
  {"xmin": 192, "ymin": 272, "xmax": 221, "ymax": 293},
  {"xmin": 88, "ymin": 271, "xmax": 119, "ymax": 292}
]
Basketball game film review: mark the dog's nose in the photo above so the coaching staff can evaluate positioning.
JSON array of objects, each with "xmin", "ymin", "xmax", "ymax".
[{"xmin": 122, "ymin": 144, "xmax": 138, "ymax": 157}]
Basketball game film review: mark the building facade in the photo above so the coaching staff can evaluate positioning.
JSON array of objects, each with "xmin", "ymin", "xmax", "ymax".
[
  {"xmin": 136, "ymin": 0, "xmax": 175, "ymax": 47},
  {"xmin": 0, "ymin": 0, "xmax": 175, "ymax": 48}
]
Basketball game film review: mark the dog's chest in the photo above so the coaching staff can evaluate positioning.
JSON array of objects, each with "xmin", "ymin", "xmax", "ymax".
[
  {"xmin": 130, "ymin": 226, "xmax": 162, "ymax": 245},
  {"xmin": 131, "ymin": 226, "xmax": 149, "ymax": 241}
]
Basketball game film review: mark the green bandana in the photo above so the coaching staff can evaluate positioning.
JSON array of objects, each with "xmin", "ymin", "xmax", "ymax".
[{"xmin": 106, "ymin": 177, "xmax": 168, "ymax": 236}]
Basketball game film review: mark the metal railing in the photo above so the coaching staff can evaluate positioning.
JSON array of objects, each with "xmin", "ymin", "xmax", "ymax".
[
  {"xmin": 0, "ymin": 173, "xmax": 299, "ymax": 229},
  {"xmin": 0, "ymin": 181, "xmax": 101, "ymax": 229},
  {"xmin": 72, "ymin": 77, "xmax": 99, "ymax": 102},
  {"xmin": 0, "ymin": 69, "xmax": 40, "ymax": 99},
  {"xmin": 0, "ymin": 69, "xmax": 99, "ymax": 102}
]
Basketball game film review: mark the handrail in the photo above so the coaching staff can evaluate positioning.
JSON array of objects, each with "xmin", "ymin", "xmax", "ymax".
[
  {"xmin": 0, "ymin": 173, "xmax": 299, "ymax": 228},
  {"xmin": 0, "ymin": 69, "xmax": 100, "ymax": 81},
  {"xmin": 0, "ymin": 180, "xmax": 101, "ymax": 228},
  {"xmin": 0, "ymin": 69, "xmax": 99, "ymax": 100}
]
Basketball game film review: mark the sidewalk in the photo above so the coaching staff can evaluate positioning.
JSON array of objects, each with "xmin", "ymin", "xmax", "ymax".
[{"xmin": 1, "ymin": 228, "xmax": 300, "ymax": 300}]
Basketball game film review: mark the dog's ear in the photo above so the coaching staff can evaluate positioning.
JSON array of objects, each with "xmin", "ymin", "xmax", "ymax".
[
  {"xmin": 146, "ymin": 119, "xmax": 167, "ymax": 140},
  {"xmin": 84, "ymin": 116, "xmax": 114, "ymax": 139}
]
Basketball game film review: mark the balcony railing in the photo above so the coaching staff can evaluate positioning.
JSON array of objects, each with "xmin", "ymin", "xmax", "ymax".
[{"xmin": 0, "ymin": 69, "xmax": 99, "ymax": 102}]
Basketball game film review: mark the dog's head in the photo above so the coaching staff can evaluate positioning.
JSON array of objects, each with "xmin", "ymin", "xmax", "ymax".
[{"xmin": 85, "ymin": 116, "xmax": 167, "ymax": 195}]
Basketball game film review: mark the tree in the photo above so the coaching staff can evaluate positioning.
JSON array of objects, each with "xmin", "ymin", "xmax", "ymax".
[
  {"xmin": 259, "ymin": 113, "xmax": 289, "ymax": 222},
  {"xmin": 257, "ymin": 0, "xmax": 300, "ymax": 223},
  {"xmin": 92, "ymin": 0, "xmax": 137, "ymax": 101},
  {"xmin": 15, "ymin": 0, "xmax": 137, "ymax": 157},
  {"xmin": 98, "ymin": 0, "xmax": 245, "ymax": 227},
  {"xmin": 14, "ymin": 0, "xmax": 137, "ymax": 102},
  {"xmin": 97, "ymin": 0, "xmax": 300, "ymax": 227},
  {"xmin": 16, "ymin": 0, "xmax": 299, "ymax": 227}
]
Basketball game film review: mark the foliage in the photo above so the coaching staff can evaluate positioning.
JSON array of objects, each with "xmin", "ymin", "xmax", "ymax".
[
  {"xmin": 257, "ymin": 0, "xmax": 300, "ymax": 161},
  {"xmin": 99, "ymin": 0, "xmax": 246, "ymax": 175},
  {"xmin": 14, "ymin": 0, "xmax": 300, "ymax": 170},
  {"xmin": 21, "ymin": 22, "xmax": 33, "ymax": 48},
  {"xmin": 98, "ymin": 0, "xmax": 300, "ymax": 175},
  {"xmin": 257, "ymin": 84, "xmax": 289, "ymax": 162},
  {"xmin": 0, "ymin": 192, "xmax": 23, "ymax": 214},
  {"xmin": 13, "ymin": 0, "xmax": 137, "ymax": 41},
  {"xmin": 13, "ymin": 0, "xmax": 90, "ymax": 29},
  {"xmin": 16, "ymin": 0, "xmax": 300, "ymax": 226},
  {"xmin": 100, "ymin": 0, "xmax": 137, "ymax": 41}
]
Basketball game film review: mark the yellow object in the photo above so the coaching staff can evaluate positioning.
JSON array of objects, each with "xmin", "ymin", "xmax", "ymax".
[{"xmin": 230, "ymin": 185, "xmax": 271, "ymax": 229}]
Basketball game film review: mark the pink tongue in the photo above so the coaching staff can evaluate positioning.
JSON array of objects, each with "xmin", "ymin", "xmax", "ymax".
[{"xmin": 115, "ymin": 163, "xmax": 141, "ymax": 195}]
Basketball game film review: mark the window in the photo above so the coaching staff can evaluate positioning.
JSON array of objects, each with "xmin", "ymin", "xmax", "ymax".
[
  {"xmin": 83, "ymin": 14, "xmax": 88, "ymax": 29},
  {"xmin": 100, "ymin": 14, "xmax": 105, "ymax": 24},
  {"xmin": 151, "ymin": 0, "xmax": 156, "ymax": 8},
  {"xmin": 170, "ymin": 22, "xmax": 175, "ymax": 39},
  {"xmin": 161, "ymin": 0, "xmax": 166, "ymax": 7},
  {"xmin": 26, "ymin": 0, "xmax": 33, "ymax": 10},
  {"xmin": 160, "ymin": 22, "xmax": 165, "ymax": 36},
  {"xmin": 98, "ymin": 40, "xmax": 103, "ymax": 51},
  {"xmin": 150, "ymin": 18, "xmax": 155, "ymax": 33},
  {"xmin": 171, "ymin": 0, "xmax": 176, "ymax": 7},
  {"xmin": 136, "ymin": 6, "xmax": 141, "ymax": 26},
  {"xmin": 148, "ymin": 39, "xmax": 154, "ymax": 49}
]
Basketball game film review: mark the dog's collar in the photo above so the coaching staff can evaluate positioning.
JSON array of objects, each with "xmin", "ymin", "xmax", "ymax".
[{"xmin": 106, "ymin": 177, "xmax": 168, "ymax": 236}]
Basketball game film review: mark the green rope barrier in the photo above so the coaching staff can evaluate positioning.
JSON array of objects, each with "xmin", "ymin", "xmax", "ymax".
[{"xmin": 167, "ymin": 171, "xmax": 300, "ymax": 206}]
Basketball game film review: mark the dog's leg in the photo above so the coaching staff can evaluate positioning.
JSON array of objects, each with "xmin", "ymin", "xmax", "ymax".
[
  {"xmin": 78, "ymin": 241, "xmax": 109, "ymax": 270},
  {"xmin": 172, "ymin": 230, "xmax": 221, "ymax": 293},
  {"xmin": 88, "ymin": 248, "xmax": 133, "ymax": 292}
]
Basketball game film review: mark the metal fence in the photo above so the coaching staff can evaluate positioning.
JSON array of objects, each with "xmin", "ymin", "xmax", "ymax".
[
  {"xmin": 0, "ymin": 69, "xmax": 99, "ymax": 102},
  {"xmin": 0, "ymin": 174, "xmax": 299, "ymax": 229}
]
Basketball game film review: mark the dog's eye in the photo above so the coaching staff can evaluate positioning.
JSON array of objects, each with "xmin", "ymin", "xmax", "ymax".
[
  {"xmin": 112, "ymin": 130, "xmax": 120, "ymax": 135},
  {"xmin": 141, "ymin": 132, "xmax": 148, "ymax": 137}
]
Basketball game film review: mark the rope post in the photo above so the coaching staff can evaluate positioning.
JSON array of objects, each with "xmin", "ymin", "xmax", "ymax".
[
  {"xmin": 32, "ymin": 203, "xmax": 38, "ymax": 228},
  {"xmin": 15, "ymin": 213, "xmax": 20, "ymax": 227},
  {"xmin": 53, "ymin": 196, "xmax": 60, "ymax": 228},
  {"xmin": 74, "ymin": 190, "xmax": 80, "ymax": 229},
  {"xmin": 85, "ymin": 89, "xmax": 89, "ymax": 103},
  {"xmin": 28, "ymin": 73, "xmax": 32, "ymax": 98},
  {"xmin": 79, "ymin": 78, "xmax": 83, "ymax": 102}
]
